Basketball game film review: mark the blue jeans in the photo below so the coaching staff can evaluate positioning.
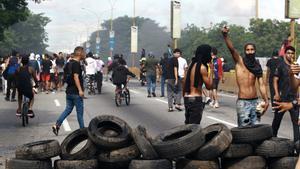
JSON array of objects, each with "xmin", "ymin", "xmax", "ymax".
[
  {"xmin": 146, "ymin": 75, "xmax": 156, "ymax": 94},
  {"xmin": 57, "ymin": 94, "xmax": 84, "ymax": 128},
  {"xmin": 161, "ymin": 75, "xmax": 166, "ymax": 96},
  {"xmin": 236, "ymin": 98, "xmax": 258, "ymax": 127}
]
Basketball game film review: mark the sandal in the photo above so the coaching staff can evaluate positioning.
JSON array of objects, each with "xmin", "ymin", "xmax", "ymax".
[
  {"xmin": 16, "ymin": 110, "xmax": 21, "ymax": 117},
  {"xmin": 27, "ymin": 110, "xmax": 35, "ymax": 118},
  {"xmin": 52, "ymin": 124, "xmax": 60, "ymax": 136}
]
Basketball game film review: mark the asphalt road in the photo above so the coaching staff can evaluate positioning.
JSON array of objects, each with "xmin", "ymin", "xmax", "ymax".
[{"xmin": 0, "ymin": 79, "xmax": 296, "ymax": 168}]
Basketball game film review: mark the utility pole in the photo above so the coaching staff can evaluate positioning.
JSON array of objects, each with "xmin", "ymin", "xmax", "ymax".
[
  {"xmin": 131, "ymin": 0, "xmax": 136, "ymax": 67},
  {"xmin": 255, "ymin": 0, "xmax": 259, "ymax": 19},
  {"xmin": 290, "ymin": 19, "xmax": 296, "ymax": 47}
]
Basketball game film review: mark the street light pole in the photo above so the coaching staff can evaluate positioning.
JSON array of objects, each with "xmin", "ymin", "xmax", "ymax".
[
  {"xmin": 255, "ymin": 0, "xmax": 259, "ymax": 19},
  {"xmin": 81, "ymin": 8, "xmax": 102, "ymax": 55}
]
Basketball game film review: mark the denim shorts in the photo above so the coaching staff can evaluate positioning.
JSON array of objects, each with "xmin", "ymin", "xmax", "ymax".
[{"xmin": 236, "ymin": 98, "xmax": 258, "ymax": 127}]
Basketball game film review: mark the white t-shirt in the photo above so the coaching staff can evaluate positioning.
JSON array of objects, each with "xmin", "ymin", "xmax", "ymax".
[
  {"xmin": 50, "ymin": 59, "xmax": 56, "ymax": 73},
  {"xmin": 96, "ymin": 59, "xmax": 105, "ymax": 73},
  {"xmin": 85, "ymin": 57, "xmax": 97, "ymax": 75},
  {"xmin": 296, "ymin": 56, "xmax": 300, "ymax": 80},
  {"xmin": 177, "ymin": 57, "xmax": 188, "ymax": 78}
]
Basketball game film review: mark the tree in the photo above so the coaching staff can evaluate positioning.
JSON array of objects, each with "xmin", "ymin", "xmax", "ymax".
[
  {"xmin": 179, "ymin": 19, "xmax": 300, "ymax": 68},
  {"xmin": 87, "ymin": 16, "xmax": 171, "ymax": 65},
  {"xmin": 0, "ymin": 0, "xmax": 29, "ymax": 40},
  {"xmin": 0, "ymin": 12, "xmax": 51, "ymax": 55}
]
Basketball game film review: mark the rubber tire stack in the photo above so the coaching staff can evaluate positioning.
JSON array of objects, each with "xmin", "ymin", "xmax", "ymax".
[
  {"xmin": 5, "ymin": 115, "xmax": 300, "ymax": 168},
  {"xmin": 6, "ymin": 140, "xmax": 61, "ymax": 169}
]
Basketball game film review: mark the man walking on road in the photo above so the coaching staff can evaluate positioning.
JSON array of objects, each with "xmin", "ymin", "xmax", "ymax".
[
  {"xmin": 159, "ymin": 53, "xmax": 168, "ymax": 97},
  {"xmin": 266, "ymin": 49, "xmax": 281, "ymax": 108},
  {"xmin": 52, "ymin": 46, "xmax": 86, "ymax": 136},
  {"xmin": 175, "ymin": 49, "xmax": 188, "ymax": 111},
  {"xmin": 272, "ymin": 46, "xmax": 299, "ymax": 142},
  {"xmin": 210, "ymin": 47, "xmax": 224, "ymax": 108},
  {"xmin": 222, "ymin": 26, "xmax": 269, "ymax": 127},
  {"xmin": 183, "ymin": 44, "xmax": 213, "ymax": 124},
  {"xmin": 145, "ymin": 53, "xmax": 159, "ymax": 97}
]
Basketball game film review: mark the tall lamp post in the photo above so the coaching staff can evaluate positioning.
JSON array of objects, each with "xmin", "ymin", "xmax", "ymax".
[{"xmin": 81, "ymin": 8, "xmax": 102, "ymax": 56}]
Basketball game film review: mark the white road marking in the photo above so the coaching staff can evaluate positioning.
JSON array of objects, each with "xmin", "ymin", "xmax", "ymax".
[
  {"xmin": 62, "ymin": 120, "xmax": 72, "ymax": 132},
  {"xmin": 130, "ymin": 90, "xmax": 140, "ymax": 94},
  {"xmin": 54, "ymin": 99, "xmax": 61, "ymax": 106},
  {"xmin": 54, "ymin": 99, "xmax": 71, "ymax": 132},
  {"xmin": 206, "ymin": 116, "xmax": 237, "ymax": 127},
  {"xmin": 155, "ymin": 99, "xmax": 168, "ymax": 104}
]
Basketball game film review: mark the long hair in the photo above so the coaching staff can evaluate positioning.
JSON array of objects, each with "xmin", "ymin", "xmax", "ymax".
[{"xmin": 184, "ymin": 44, "xmax": 212, "ymax": 93}]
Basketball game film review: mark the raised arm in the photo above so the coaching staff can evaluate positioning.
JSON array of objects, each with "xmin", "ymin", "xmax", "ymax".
[{"xmin": 221, "ymin": 27, "xmax": 242, "ymax": 64}]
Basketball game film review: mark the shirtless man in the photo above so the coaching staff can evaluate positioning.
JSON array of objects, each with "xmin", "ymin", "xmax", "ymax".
[
  {"xmin": 222, "ymin": 26, "xmax": 269, "ymax": 127},
  {"xmin": 183, "ymin": 44, "xmax": 213, "ymax": 124}
]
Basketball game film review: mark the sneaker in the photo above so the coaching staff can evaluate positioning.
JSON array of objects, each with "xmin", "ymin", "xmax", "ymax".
[
  {"xmin": 147, "ymin": 95, "xmax": 151, "ymax": 98},
  {"xmin": 27, "ymin": 110, "xmax": 35, "ymax": 118},
  {"xmin": 214, "ymin": 101, "xmax": 219, "ymax": 108},
  {"xmin": 152, "ymin": 93, "xmax": 156, "ymax": 97},
  {"xmin": 5, "ymin": 97, "xmax": 9, "ymax": 101},
  {"xmin": 160, "ymin": 95, "xmax": 164, "ymax": 97},
  {"xmin": 11, "ymin": 98, "xmax": 16, "ymax": 102},
  {"xmin": 52, "ymin": 125, "xmax": 60, "ymax": 136},
  {"xmin": 168, "ymin": 107, "xmax": 174, "ymax": 112},
  {"xmin": 209, "ymin": 100, "xmax": 215, "ymax": 107}
]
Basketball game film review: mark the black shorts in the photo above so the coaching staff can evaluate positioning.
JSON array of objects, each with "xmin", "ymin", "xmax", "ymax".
[
  {"xmin": 212, "ymin": 79, "xmax": 219, "ymax": 90},
  {"xmin": 18, "ymin": 88, "xmax": 34, "ymax": 100}
]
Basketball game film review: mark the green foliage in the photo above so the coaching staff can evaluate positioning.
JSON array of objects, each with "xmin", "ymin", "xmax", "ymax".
[
  {"xmin": 0, "ymin": 12, "xmax": 51, "ymax": 55},
  {"xmin": 179, "ymin": 18, "xmax": 300, "ymax": 68},
  {"xmin": 0, "ymin": 0, "xmax": 29, "ymax": 40},
  {"xmin": 88, "ymin": 15, "xmax": 171, "ymax": 65}
]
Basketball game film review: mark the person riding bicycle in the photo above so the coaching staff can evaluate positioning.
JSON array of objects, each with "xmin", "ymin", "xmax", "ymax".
[
  {"xmin": 112, "ymin": 59, "xmax": 135, "ymax": 92},
  {"xmin": 15, "ymin": 55, "xmax": 38, "ymax": 117}
]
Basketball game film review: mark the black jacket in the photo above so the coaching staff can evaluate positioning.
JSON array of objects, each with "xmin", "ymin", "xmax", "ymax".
[{"xmin": 112, "ymin": 65, "xmax": 135, "ymax": 84}]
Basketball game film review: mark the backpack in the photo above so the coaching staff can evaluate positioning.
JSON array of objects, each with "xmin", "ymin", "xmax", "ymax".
[{"xmin": 63, "ymin": 61, "xmax": 74, "ymax": 85}]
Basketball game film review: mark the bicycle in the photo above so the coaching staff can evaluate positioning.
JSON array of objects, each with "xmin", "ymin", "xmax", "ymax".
[
  {"xmin": 21, "ymin": 95, "xmax": 30, "ymax": 127},
  {"xmin": 115, "ymin": 79, "xmax": 130, "ymax": 107}
]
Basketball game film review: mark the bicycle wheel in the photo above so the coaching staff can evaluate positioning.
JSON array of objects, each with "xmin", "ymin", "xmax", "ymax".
[
  {"xmin": 125, "ymin": 89, "xmax": 130, "ymax": 106},
  {"xmin": 115, "ymin": 92, "xmax": 122, "ymax": 107},
  {"xmin": 22, "ymin": 103, "xmax": 29, "ymax": 127}
]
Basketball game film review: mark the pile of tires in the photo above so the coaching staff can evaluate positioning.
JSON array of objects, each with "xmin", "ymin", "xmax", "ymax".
[{"xmin": 5, "ymin": 115, "xmax": 299, "ymax": 169}]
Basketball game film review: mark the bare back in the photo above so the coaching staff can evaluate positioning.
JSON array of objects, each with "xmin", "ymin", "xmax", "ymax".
[
  {"xmin": 235, "ymin": 57, "xmax": 257, "ymax": 99},
  {"xmin": 184, "ymin": 63, "xmax": 203, "ymax": 97}
]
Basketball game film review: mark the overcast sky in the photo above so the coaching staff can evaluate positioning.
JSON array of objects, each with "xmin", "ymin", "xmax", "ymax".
[{"xmin": 28, "ymin": 0, "xmax": 288, "ymax": 53}]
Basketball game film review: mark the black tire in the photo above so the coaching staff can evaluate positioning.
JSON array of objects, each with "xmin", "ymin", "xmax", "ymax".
[
  {"xmin": 176, "ymin": 158, "xmax": 219, "ymax": 169},
  {"xmin": 88, "ymin": 115, "xmax": 132, "ymax": 149},
  {"xmin": 60, "ymin": 128, "xmax": 97, "ymax": 160},
  {"xmin": 222, "ymin": 144, "xmax": 253, "ymax": 158},
  {"xmin": 231, "ymin": 124, "xmax": 273, "ymax": 143},
  {"xmin": 22, "ymin": 103, "xmax": 28, "ymax": 127},
  {"xmin": 255, "ymin": 137, "xmax": 295, "ymax": 158},
  {"xmin": 132, "ymin": 125, "xmax": 159, "ymax": 160},
  {"xmin": 129, "ymin": 159, "xmax": 172, "ymax": 169},
  {"xmin": 98, "ymin": 144, "xmax": 140, "ymax": 169},
  {"xmin": 190, "ymin": 123, "xmax": 232, "ymax": 160},
  {"xmin": 115, "ymin": 93, "xmax": 121, "ymax": 106},
  {"xmin": 15, "ymin": 140, "xmax": 61, "ymax": 160},
  {"xmin": 268, "ymin": 157, "xmax": 298, "ymax": 169},
  {"xmin": 6, "ymin": 158, "xmax": 52, "ymax": 169},
  {"xmin": 152, "ymin": 124, "xmax": 205, "ymax": 159},
  {"xmin": 54, "ymin": 159, "xmax": 98, "ymax": 169},
  {"xmin": 223, "ymin": 156, "xmax": 266, "ymax": 169},
  {"xmin": 125, "ymin": 89, "xmax": 130, "ymax": 106}
]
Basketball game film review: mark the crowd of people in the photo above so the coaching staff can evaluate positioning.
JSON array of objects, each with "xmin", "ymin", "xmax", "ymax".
[{"xmin": 0, "ymin": 28, "xmax": 299, "ymax": 149}]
